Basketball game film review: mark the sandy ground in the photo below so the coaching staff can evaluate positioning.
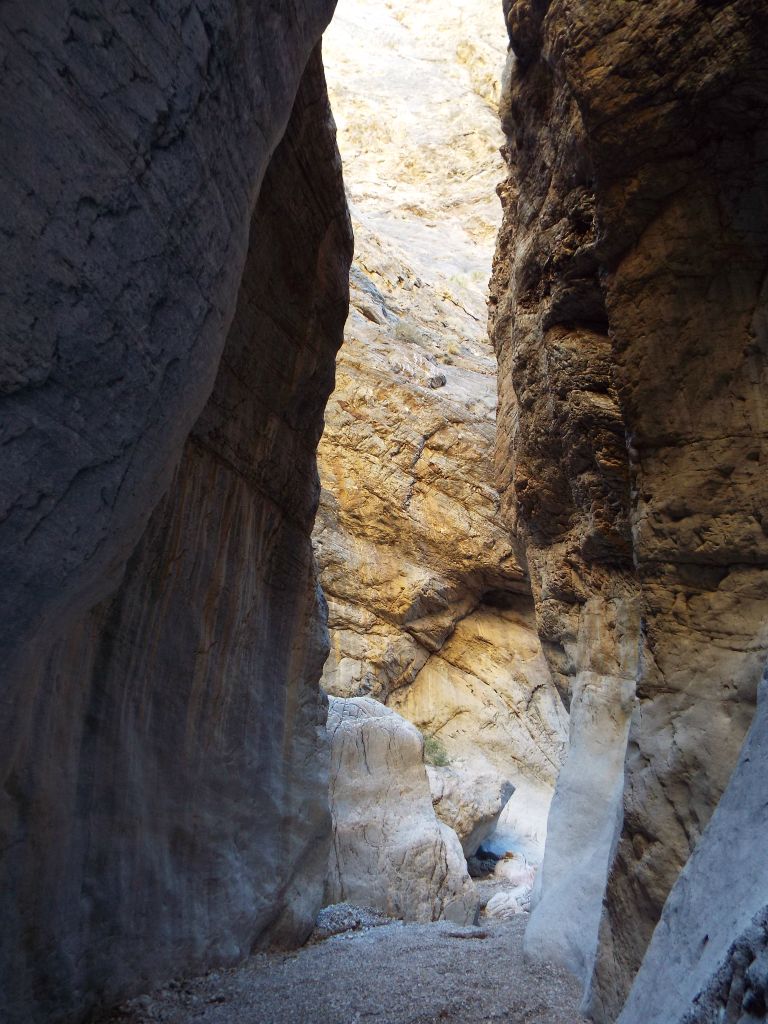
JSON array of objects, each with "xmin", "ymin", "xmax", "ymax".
[{"xmin": 101, "ymin": 915, "xmax": 586, "ymax": 1024}]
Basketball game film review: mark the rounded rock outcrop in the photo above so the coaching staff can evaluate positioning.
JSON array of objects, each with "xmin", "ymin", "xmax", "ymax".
[{"xmin": 325, "ymin": 697, "xmax": 476, "ymax": 925}]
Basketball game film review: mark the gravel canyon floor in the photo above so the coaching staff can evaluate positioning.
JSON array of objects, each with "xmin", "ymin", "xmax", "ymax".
[{"xmin": 103, "ymin": 917, "xmax": 585, "ymax": 1024}]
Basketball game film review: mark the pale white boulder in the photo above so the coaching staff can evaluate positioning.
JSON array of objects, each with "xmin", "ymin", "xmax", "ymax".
[
  {"xmin": 494, "ymin": 852, "xmax": 536, "ymax": 889},
  {"xmin": 325, "ymin": 697, "xmax": 476, "ymax": 924},
  {"xmin": 426, "ymin": 765, "xmax": 514, "ymax": 856},
  {"xmin": 524, "ymin": 663, "xmax": 635, "ymax": 981},
  {"xmin": 485, "ymin": 889, "xmax": 530, "ymax": 920}
]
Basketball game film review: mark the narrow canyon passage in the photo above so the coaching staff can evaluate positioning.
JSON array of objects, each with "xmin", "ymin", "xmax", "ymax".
[
  {"xmin": 101, "ymin": 3, "xmax": 579, "ymax": 1019},
  {"xmin": 1, "ymin": 2, "xmax": 767, "ymax": 1024},
  {"xmin": 102, "ymin": 2, "xmax": 581, "ymax": 1024},
  {"xmin": 100, "ymin": 920, "xmax": 583, "ymax": 1024},
  {"xmin": 315, "ymin": 0, "xmax": 569, "ymax": 904}
]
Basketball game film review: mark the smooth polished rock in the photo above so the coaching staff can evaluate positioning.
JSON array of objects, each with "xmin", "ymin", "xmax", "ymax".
[
  {"xmin": 390, "ymin": 598, "xmax": 568, "ymax": 860},
  {"xmin": 427, "ymin": 765, "xmax": 514, "ymax": 857}
]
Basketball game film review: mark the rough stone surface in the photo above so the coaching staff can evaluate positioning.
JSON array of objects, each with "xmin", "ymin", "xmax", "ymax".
[
  {"xmin": 0, "ymin": 21, "xmax": 351, "ymax": 1024},
  {"xmin": 97, "ymin": 917, "xmax": 587, "ymax": 1024},
  {"xmin": 309, "ymin": 903, "xmax": 393, "ymax": 943},
  {"xmin": 316, "ymin": 0, "xmax": 568, "ymax": 857},
  {"xmin": 0, "ymin": 0, "xmax": 336, "ymax": 699},
  {"xmin": 490, "ymin": 0, "xmax": 768, "ymax": 1016},
  {"xmin": 484, "ymin": 889, "xmax": 528, "ymax": 920},
  {"xmin": 390, "ymin": 598, "xmax": 568, "ymax": 812},
  {"xmin": 317, "ymin": 0, "xmax": 518, "ymax": 688},
  {"xmin": 617, "ymin": 675, "xmax": 768, "ymax": 1024},
  {"xmin": 325, "ymin": 697, "xmax": 476, "ymax": 925},
  {"xmin": 426, "ymin": 765, "xmax": 513, "ymax": 857}
]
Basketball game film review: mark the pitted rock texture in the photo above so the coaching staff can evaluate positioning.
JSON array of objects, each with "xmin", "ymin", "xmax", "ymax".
[
  {"xmin": 0, "ymin": 28, "xmax": 351, "ymax": 1024},
  {"xmin": 325, "ymin": 697, "xmax": 476, "ymax": 925},
  {"xmin": 490, "ymin": 0, "xmax": 768, "ymax": 1017},
  {"xmin": 316, "ymin": 0, "xmax": 568, "ymax": 858},
  {"xmin": 617, "ymin": 676, "xmax": 768, "ymax": 1024}
]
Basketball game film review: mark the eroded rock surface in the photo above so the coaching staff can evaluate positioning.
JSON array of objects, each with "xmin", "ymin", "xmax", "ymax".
[
  {"xmin": 391, "ymin": 598, "xmax": 567, "ymax": 785},
  {"xmin": 317, "ymin": 0, "xmax": 519, "ymax": 707},
  {"xmin": 427, "ymin": 766, "xmax": 513, "ymax": 857},
  {"xmin": 490, "ymin": 0, "xmax": 768, "ymax": 1016},
  {"xmin": 317, "ymin": 0, "xmax": 568, "ymax": 861},
  {"xmin": 618, "ymin": 675, "xmax": 768, "ymax": 1024},
  {"xmin": 0, "ymin": 18, "xmax": 351, "ymax": 1023},
  {"xmin": 325, "ymin": 697, "xmax": 476, "ymax": 924}
]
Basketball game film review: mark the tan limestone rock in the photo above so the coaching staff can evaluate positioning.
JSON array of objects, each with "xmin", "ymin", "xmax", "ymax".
[
  {"xmin": 325, "ymin": 697, "xmax": 476, "ymax": 925},
  {"xmin": 318, "ymin": 1, "xmax": 568, "ymax": 868},
  {"xmin": 317, "ymin": 0, "xmax": 520, "ymax": 707}
]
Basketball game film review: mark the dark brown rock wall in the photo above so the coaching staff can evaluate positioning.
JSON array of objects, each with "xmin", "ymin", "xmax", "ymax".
[
  {"xmin": 0, "ymin": 26, "xmax": 352, "ymax": 1024},
  {"xmin": 491, "ymin": 1, "xmax": 768, "ymax": 1017}
]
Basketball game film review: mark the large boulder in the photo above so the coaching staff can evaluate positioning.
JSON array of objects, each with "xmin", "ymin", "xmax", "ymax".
[
  {"xmin": 325, "ymin": 697, "xmax": 476, "ymax": 924},
  {"xmin": 427, "ymin": 765, "xmax": 513, "ymax": 857}
]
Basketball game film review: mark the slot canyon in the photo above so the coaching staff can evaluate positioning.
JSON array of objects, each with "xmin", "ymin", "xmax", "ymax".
[{"xmin": 0, "ymin": 2, "xmax": 766, "ymax": 1023}]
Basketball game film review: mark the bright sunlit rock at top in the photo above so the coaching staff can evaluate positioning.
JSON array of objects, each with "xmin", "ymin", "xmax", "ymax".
[{"xmin": 323, "ymin": 0, "xmax": 507, "ymax": 322}]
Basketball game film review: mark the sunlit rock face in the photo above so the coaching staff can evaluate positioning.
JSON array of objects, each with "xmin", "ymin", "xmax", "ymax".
[
  {"xmin": 390, "ymin": 594, "xmax": 567, "ymax": 860},
  {"xmin": 490, "ymin": 0, "xmax": 768, "ymax": 1018},
  {"xmin": 316, "ymin": 0, "xmax": 568, "ymax": 860},
  {"xmin": 0, "ymin": 13, "xmax": 351, "ymax": 1022},
  {"xmin": 325, "ymin": 697, "xmax": 476, "ymax": 924}
]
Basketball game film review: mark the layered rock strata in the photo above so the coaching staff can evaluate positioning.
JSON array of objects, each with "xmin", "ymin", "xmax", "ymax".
[
  {"xmin": 317, "ymin": 0, "xmax": 520, "ymax": 709},
  {"xmin": 317, "ymin": 0, "xmax": 568, "ymax": 856},
  {"xmin": 325, "ymin": 697, "xmax": 476, "ymax": 924},
  {"xmin": 0, "ymin": 12, "xmax": 351, "ymax": 1022},
  {"xmin": 490, "ymin": 0, "xmax": 768, "ymax": 1017}
]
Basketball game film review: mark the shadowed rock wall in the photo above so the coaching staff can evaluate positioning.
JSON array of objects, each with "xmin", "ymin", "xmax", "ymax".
[
  {"xmin": 0, "ymin": 9, "xmax": 351, "ymax": 1022},
  {"xmin": 490, "ymin": 0, "xmax": 768, "ymax": 1017},
  {"xmin": 618, "ymin": 672, "xmax": 768, "ymax": 1024}
]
